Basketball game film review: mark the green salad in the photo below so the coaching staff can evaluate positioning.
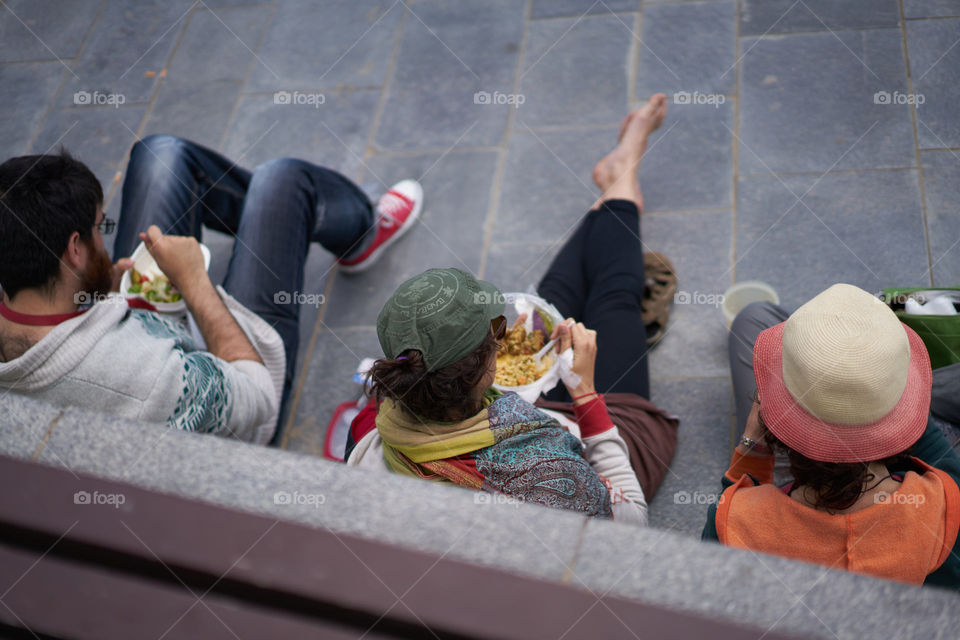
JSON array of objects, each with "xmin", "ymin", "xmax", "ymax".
[{"xmin": 128, "ymin": 268, "xmax": 182, "ymax": 303}]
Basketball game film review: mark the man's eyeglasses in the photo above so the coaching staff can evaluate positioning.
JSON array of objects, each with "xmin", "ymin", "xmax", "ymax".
[
  {"xmin": 491, "ymin": 315, "xmax": 507, "ymax": 341},
  {"xmin": 96, "ymin": 217, "xmax": 116, "ymax": 235}
]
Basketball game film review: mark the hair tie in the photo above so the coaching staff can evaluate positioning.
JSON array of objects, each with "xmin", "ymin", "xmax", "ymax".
[{"xmin": 396, "ymin": 356, "xmax": 408, "ymax": 361}]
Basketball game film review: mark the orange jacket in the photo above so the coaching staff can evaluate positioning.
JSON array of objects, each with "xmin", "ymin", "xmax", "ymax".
[{"xmin": 714, "ymin": 451, "xmax": 960, "ymax": 584}]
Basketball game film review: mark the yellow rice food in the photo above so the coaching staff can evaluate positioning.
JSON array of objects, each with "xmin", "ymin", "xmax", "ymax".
[{"xmin": 495, "ymin": 325, "xmax": 552, "ymax": 387}]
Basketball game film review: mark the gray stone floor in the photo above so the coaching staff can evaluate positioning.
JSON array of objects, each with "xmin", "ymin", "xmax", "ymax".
[{"xmin": 2, "ymin": 0, "xmax": 958, "ymax": 536}]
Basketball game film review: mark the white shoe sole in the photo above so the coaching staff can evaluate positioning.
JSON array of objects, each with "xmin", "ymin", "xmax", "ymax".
[{"xmin": 338, "ymin": 183, "xmax": 423, "ymax": 274}]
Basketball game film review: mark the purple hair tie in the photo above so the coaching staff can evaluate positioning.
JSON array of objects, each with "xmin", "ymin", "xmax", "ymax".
[{"xmin": 396, "ymin": 356, "xmax": 408, "ymax": 361}]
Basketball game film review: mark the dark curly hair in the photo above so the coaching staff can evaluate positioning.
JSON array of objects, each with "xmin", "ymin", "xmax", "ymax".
[
  {"xmin": 367, "ymin": 331, "xmax": 500, "ymax": 422},
  {"xmin": 759, "ymin": 407, "xmax": 912, "ymax": 512}
]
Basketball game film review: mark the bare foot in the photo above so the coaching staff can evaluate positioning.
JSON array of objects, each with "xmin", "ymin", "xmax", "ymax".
[{"xmin": 592, "ymin": 93, "xmax": 667, "ymax": 192}]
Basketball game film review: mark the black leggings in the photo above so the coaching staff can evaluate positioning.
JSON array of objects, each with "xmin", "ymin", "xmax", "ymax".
[{"xmin": 538, "ymin": 199, "xmax": 650, "ymax": 400}]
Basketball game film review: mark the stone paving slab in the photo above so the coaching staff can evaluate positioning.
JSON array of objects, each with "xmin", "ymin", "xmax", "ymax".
[
  {"xmin": 643, "ymin": 211, "xmax": 732, "ymax": 378},
  {"xmin": 906, "ymin": 17, "xmax": 960, "ymax": 149},
  {"xmin": 738, "ymin": 28, "xmax": 915, "ymax": 175},
  {"xmin": 495, "ymin": 126, "xmax": 612, "ymax": 245},
  {"xmin": 374, "ymin": 0, "xmax": 526, "ymax": 150},
  {"xmin": 739, "ymin": 0, "xmax": 900, "ymax": 35},
  {"xmin": 736, "ymin": 169, "xmax": 929, "ymax": 309},
  {"xmin": 142, "ymin": 78, "xmax": 243, "ymax": 150},
  {"xmin": 903, "ymin": 0, "xmax": 960, "ymax": 16},
  {"xmin": 530, "ymin": 0, "xmax": 638, "ymax": 19},
  {"xmin": 518, "ymin": 13, "xmax": 633, "ymax": 128},
  {"xmin": 247, "ymin": 0, "xmax": 401, "ymax": 93},
  {"xmin": 0, "ymin": 62, "xmax": 65, "ymax": 155},
  {"xmin": 0, "ymin": 0, "xmax": 101, "ymax": 63},
  {"xmin": 635, "ymin": 1, "xmax": 737, "ymax": 98},
  {"xmin": 638, "ymin": 101, "xmax": 733, "ymax": 211},
  {"xmin": 30, "ymin": 106, "xmax": 148, "ymax": 189},
  {"xmin": 647, "ymin": 377, "xmax": 731, "ymax": 535},
  {"xmin": 54, "ymin": 0, "xmax": 195, "ymax": 109},
  {"xmin": 222, "ymin": 88, "xmax": 382, "ymax": 176},
  {"xmin": 921, "ymin": 150, "xmax": 960, "ymax": 286}
]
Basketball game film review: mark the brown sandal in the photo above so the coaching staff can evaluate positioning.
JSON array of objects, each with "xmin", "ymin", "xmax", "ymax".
[{"xmin": 642, "ymin": 252, "xmax": 677, "ymax": 346}]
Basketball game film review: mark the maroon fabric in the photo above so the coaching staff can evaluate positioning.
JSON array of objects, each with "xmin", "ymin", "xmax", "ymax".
[{"xmin": 536, "ymin": 392, "xmax": 679, "ymax": 501}]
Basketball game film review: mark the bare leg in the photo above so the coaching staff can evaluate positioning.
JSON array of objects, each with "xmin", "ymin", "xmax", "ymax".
[{"xmin": 590, "ymin": 93, "xmax": 667, "ymax": 211}]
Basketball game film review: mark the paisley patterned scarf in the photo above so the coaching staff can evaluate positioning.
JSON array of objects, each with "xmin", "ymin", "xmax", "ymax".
[{"xmin": 377, "ymin": 390, "xmax": 612, "ymax": 518}]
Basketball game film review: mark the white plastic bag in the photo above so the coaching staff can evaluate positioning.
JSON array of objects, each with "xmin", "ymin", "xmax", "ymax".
[{"xmin": 493, "ymin": 292, "xmax": 565, "ymax": 403}]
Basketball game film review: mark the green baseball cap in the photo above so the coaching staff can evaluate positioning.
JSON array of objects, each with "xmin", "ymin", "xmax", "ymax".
[{"xmin": 377, "ymin": 268, "xmax": 505, "ymax": 372}]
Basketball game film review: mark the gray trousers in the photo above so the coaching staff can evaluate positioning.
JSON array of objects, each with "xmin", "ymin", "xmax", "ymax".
[{"xmin": 729, "ymin": 301, "xmax": 960, "ymax": 453}]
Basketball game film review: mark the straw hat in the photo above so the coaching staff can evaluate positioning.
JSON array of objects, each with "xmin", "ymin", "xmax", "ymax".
[{"xmin": 753, "ymin": 283, "xmax": 931, "ymax": 463}]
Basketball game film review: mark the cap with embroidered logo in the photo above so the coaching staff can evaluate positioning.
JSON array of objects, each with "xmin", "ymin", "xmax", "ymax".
[{"xmin": 377, "ymin": 268, "xmax": 505, "ymax": 371}]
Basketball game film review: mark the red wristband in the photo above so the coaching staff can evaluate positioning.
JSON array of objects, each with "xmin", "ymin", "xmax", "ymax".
[
  {"xmin": 572, "ymin": 391, "xmax": 598, "ymax": 401},
  {"xmin": 573, "ymin": 394, "xmax": 614, "ymax": 438}
]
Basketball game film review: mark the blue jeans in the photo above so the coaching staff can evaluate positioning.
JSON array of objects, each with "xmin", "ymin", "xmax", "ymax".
[{"xmin": 113, "ymin": 135, "xmax": 374, "ymax": 445}]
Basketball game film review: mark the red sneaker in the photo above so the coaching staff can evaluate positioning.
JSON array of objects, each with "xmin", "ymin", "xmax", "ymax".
[{"xmin": 337, "ymin": 179, "xmax": 423, "ymax": 273}]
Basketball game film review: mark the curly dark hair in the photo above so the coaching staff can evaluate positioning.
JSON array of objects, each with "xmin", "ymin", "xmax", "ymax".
[
  {"xmin": 366, "ymin": 330, "xmax": 500, "ymax": 423},
  {"xmin": 759, "ymin": 408, "xmax": 912, "ymax": 512}
]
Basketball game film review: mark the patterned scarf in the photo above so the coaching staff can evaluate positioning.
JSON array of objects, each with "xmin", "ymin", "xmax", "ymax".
[{"xmin": 377, "ymin": 390, "xmax": 612, "ymax": 518}]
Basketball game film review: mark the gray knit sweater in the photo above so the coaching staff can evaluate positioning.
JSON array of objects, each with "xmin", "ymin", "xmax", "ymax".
[{"xmin": 0, "ymin": 288, "xmax": 285, "ymax": 444}]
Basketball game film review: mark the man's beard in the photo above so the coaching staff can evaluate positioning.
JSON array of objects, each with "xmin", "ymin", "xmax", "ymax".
[{"xmin": 78, "ymin": 239, "xmax": 113, "ymax": 304}]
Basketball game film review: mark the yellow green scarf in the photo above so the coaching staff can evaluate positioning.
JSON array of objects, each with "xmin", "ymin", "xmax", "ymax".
[
  {"xmin": 376, "ymin": 390, "xmax": 613, "ymax": 518},
  {"xmin": 377, "ymin": 389, "xmax": 501, "ymax": 469}
]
